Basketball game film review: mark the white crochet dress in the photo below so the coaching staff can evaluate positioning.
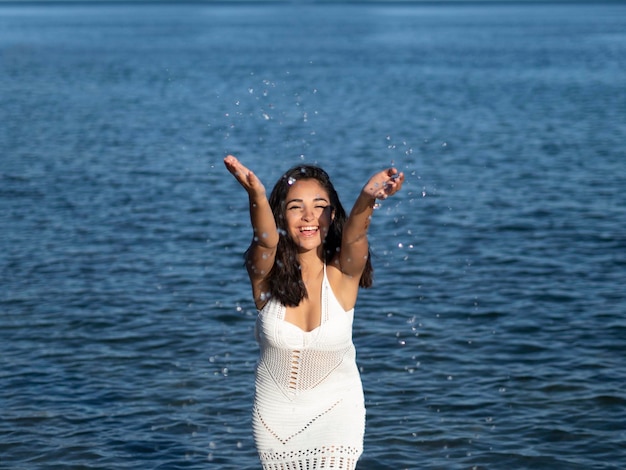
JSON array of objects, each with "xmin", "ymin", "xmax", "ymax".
[{"xmin": 252, "ymin": 266, "xmax": 365, "ymax": 470}]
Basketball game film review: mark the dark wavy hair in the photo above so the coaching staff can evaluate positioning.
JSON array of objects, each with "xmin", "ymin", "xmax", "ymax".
[{"xmin": 255, "ymin": 164, "xmax": 373, "ymax": 307}]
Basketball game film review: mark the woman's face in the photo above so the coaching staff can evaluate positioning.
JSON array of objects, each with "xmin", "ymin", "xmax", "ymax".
[{"xmin": 284, "ymin": 178, "xmax": 334, "ymax": 253}]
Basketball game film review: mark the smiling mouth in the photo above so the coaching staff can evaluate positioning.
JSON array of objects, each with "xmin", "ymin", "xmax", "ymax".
[{"xmin": 299, "ymin": 226, "xmax": 319, "ymax": 235}]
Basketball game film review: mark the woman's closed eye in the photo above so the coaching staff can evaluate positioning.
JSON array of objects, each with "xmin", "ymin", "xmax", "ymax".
[{"xmin": 287, "ymin": 204, "xmax": 329, "ymax": 212}]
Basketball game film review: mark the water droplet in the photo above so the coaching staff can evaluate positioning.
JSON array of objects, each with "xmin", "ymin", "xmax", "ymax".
[
  {"xmin": 287, "ymin": 176, "xmax": 296, "ymax": 185},
  {"xmin": 398, "ymin": 242, "xmax": 404, "ymax": 248}
]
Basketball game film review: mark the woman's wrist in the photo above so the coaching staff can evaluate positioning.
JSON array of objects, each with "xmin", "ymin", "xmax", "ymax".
[{"xmin": 357, "ymin": 189, "xmax": 377, "ymax": 208}]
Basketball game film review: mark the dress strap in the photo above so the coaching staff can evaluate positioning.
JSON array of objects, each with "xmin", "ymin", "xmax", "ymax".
[{"xmin": 322, "ymin": 263, "xmax": 329, "ymax": 323}]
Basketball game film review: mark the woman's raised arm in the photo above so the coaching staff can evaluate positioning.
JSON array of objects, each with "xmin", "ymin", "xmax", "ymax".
[
  {"xmin": 224, "ymin": 155, "xmax": 278, "ymax": 307},
  {"xmin": 339, "ymin": 168, "xmax": 404, "ymax": 280}
]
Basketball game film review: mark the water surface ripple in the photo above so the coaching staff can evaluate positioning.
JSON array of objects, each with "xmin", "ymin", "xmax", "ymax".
[{"xmin": 1, "ymin": 3, "xmax": 625, "ymax": 469}]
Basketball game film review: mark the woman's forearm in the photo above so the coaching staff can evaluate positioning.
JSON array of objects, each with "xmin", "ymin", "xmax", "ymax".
[
  {"xmin": 343, "ymin": 190, "xmax": 376, "ymax": 246},
  {"xmin": 248, "ymin": 194, "xmax": 279, "ymax": 249},
  {"xmin": 339, "ymin": 168, "xmax": 404, "ymax": 276}
]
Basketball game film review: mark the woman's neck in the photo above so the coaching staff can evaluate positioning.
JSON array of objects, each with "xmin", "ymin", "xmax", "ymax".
[{"xmin": 298, "ymin": 250, "xmax": 325, "ymax": 278}]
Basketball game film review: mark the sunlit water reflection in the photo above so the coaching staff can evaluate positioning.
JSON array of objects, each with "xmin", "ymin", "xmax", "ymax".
[{"xmin": 1, "ymin": 2, "xmax": 625, "ymax": 469}]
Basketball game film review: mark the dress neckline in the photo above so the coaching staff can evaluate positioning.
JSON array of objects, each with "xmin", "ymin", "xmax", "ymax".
[{"xmin": 280, "ymin": 264, "xmax": 328, "ymax": 333}]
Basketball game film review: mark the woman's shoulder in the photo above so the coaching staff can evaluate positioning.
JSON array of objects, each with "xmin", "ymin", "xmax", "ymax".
[
  {"xmin": 325, "ymin": 260, "xmax": 360, "ymax": 311},
  {"xmin": 256, "ymin": 295, "xmax": 282, "ymax": 315},
  {"xmin": 250, "ymin": 277, "xmax": 273, "ymax": 311}
]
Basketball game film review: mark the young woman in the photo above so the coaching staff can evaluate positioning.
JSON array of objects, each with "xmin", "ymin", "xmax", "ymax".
[{"xmin": 224, "ymin": 155, "xmax": 404, "ymax": 469}]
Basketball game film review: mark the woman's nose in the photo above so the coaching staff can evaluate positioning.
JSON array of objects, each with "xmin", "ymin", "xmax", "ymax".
[{"xmin": 301, "ymin": 207, "xmax": 314, "ymax": 221}]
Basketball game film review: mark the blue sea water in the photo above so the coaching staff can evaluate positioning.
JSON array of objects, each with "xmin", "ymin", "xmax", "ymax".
[{"xmin": 1, "ymin": 2, "xmax": 625, "ymax": 469}]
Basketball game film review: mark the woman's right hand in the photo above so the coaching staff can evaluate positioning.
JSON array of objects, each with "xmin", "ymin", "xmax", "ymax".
[{"xmin": 223, "ymin": 155, "xmax": 266, "ymax": 198}]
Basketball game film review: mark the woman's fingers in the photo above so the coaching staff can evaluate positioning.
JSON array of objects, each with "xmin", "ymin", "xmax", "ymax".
[
  {"xmin": 384, "ymin": 170, "xmax": 404, "ymax": 196},
  {"xmin": 224, "ymin": 155, "xmax": 251, "ymax": 185},
  {"xmin": 224, "ymin": 155, "xmax": 246, "ymax": 178},
  {"xmin": 224, "ymin": 155, "xmax": 265, "ymax": 195},
  {"xmin": 365, "ymin": 168, "xmax": 404, "ymax": 200}
]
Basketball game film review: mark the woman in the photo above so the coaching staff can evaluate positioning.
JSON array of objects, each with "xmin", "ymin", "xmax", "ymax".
[{"xmin": 224, "ymin": 155, "xmax": 404, "ymax": 469}]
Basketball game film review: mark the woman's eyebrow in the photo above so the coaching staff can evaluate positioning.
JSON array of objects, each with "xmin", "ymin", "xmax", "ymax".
[{"xmin": 286, "ymin": 196, "xmax": 329, "ymax": 205}]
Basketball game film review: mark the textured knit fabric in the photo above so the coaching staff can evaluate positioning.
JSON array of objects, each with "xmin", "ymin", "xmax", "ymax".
[{"xmin": 252, "ymin": 265, "xmax": 365, "ymax": 470}]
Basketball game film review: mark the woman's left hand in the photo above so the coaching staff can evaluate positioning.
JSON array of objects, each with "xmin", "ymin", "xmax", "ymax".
[{"xmin": 363, "ymin": 168, "xmax": 405, "ymax": 200}]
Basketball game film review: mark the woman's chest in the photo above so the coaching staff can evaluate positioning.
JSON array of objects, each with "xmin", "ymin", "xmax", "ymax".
[{"xmin": 257, "ymin": 301, "xmax": 354, "ymax": 351}]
